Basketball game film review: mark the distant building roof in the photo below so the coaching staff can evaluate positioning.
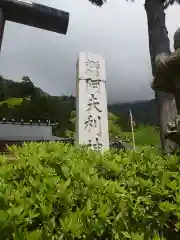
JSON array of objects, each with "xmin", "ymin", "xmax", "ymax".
[
  {"xmin": 0, "ymin": 135, "xmax": 71, "ymax": 141},
  {"xmin": 0, "ymin": 120, "xmax": 60, "ymax": 141},
  {"xmin": 0, "ymin": 120, "xmax": 56, "ymax": 126}
]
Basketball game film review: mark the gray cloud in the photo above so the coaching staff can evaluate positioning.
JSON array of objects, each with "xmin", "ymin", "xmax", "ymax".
[{"xmin": 0, "ymin": 0, "xmax": 179, "ymax": 103}]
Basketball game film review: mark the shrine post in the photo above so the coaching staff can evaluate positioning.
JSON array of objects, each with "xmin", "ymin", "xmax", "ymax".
[
  {"xmin": 76, "ymin": 52, "xmax": 109, "ymax": 152},
  {"xmin": 0, "ymin": 8, "xmax": 5, "ymax": 51},
  {"xmin": 0, "ymin": 0, "xmax": 69, "ymax": 51}
]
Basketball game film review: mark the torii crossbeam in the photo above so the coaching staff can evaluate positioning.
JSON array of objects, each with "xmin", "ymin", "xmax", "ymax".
[{"xmin": 0, "ymin": 0, "xmax": 70, "ymax": 50}]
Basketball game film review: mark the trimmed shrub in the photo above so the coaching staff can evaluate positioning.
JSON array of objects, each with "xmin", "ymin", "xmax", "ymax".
[{"xmin": 0, "ymin": 142, "xmax": 179, "ymax": 239}]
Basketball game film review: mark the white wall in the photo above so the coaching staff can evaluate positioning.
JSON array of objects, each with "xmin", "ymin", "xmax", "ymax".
[{"xmin": 0, "ymin": 124, "xmax": 52, "ymax": 139}]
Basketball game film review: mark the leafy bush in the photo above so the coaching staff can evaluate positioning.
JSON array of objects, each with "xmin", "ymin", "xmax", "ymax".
[
  {"xmin": 0, "ymin": 143, "xmax": 179, "ymax": 239},
  {"xmin": 121, "ymin": 126, "xmax": 160, "ymax": 148},
  {"xmin": 134, "ymin": 125, "xmax": 160, "ymax": 147}
]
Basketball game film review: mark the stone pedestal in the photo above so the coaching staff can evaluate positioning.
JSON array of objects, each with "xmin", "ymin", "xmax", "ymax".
[{"xmin": 76, "ymin": 52, "xmax": 109, "ymax": 152}]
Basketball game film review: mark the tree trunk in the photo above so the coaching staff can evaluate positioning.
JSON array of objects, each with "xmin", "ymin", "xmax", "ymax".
[
  {"xmin": 145, "ymin": 0, "xmax": 177, "ymax": 154},
  {"xmin": 0, "ymin": 9, "xmax": 5, "ymax": 102}
]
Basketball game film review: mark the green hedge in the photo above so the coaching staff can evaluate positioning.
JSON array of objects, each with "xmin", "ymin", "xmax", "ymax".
[{"xmin": 0, "ymin": 143, "xmax": 180, "ymax": 239}]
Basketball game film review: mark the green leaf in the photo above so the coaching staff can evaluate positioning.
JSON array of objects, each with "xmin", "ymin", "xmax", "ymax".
[
  {"xmin": 27, "ymin": 230, "xmax": 41, "ymax": 240},
  {"xmin": 131, "ymin": 232, "xmax": 144, "ymax": 240},
  {"xmin": 121, "ymin": 231, "xmax": 131, "ymax": 238}
]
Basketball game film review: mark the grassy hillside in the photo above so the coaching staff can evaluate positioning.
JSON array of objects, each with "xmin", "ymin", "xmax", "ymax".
[
  {"xmin": 0, "ymin": 98, "xmax": 24, "ymax": 107},
  {"xmin": 109, "ymin": 99, "xmax": 157, "ymax": 131},
  {"xmin": 0, "ymin": 75, "xmax": 159, "ymax": 144},
  {"xmin": 0, "ymin": 76, "xmax": 157, "ymax": 127}
]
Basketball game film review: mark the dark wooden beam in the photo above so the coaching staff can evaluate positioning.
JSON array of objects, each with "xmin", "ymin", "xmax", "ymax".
[
  {"xmin": 0, "ymin": 0, "xmax": 69, "ymax": 34},
  {"xmin": 0, "ymin": 8, "xmax": 5, "ymax": 51}
]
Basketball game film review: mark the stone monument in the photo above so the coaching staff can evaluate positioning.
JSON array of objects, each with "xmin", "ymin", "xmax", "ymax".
[
  {"xmin": 152, "ymin": 27, "xmax": 180, "ymax": 151},
  {"xmin": 76, "ymin": 52, "xmax": 109, "ymax": 152}
]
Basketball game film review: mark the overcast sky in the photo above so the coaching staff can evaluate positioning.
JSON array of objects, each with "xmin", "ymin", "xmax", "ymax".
[{"xmin": 0, "ymin": 0, "xmax": 179, "ymax": 103}]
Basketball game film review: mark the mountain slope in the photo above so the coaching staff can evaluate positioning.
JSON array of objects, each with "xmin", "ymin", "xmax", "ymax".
[
  {"xmin": 108, "ymin": 99, "xmax": 157, "ymax": 131},
  {"xmin": 0, "ymin": 76, "xmax": 158, "ymax": 133}
]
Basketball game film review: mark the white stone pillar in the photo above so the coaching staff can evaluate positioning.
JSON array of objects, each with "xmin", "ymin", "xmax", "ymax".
[{"xmin": 76, "ymin": 52, "xmax": 109, "ymax": 152}]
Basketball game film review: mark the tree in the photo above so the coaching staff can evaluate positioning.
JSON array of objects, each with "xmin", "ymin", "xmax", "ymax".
[
  {"xmin": 108, "ymin": 112, "xmax": 122, "ymax": 138},
  {"xmin": 21, "ymin": 76, "xmax": 35, "ymax": 97},
  {"xmin": 0, "ymin": 75, "xmax": 5, "ymax": 101},
  {"xmin": 144, "ymin": 0, "xmax": 180, "ymax": 154},
  {"xmin": 88, "ymin": 0, "xmax": 180, "ymax": 154}
]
